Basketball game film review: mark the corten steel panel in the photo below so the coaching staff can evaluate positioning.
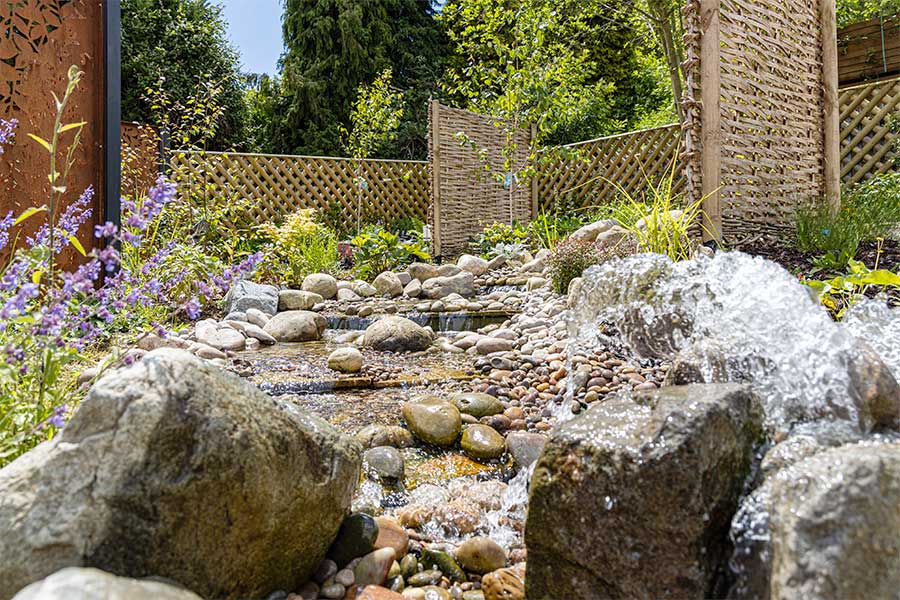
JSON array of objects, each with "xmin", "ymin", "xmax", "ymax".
[{"xmin": 0, "ymin": 0, "xmax": 105, "ymax": 269}]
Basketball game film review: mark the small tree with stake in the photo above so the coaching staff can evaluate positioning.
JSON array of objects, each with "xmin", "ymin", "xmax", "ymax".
[
  {"xmin": 341, "ymin": 69, "xmax": 404, "ymax": 234},
  {"xmin": 442, "ymin": 0, "xmax": 610, "ymax": 226}
]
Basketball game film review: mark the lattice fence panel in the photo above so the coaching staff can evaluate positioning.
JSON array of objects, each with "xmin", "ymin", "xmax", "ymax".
[
  {"xmin": 840, "ymin": 76, "xmax": 900, "ymax": 185},
  {"xmin": 121, "ymin": 122, "xmax": 160, "ymax": 200},
  {"xmin": 170, "ymin": 151, "xmax": 429, "ymax": 228},
  {"xmin": 537, "ymin": 124, "xmax": 683, "ymax": 210},
  {"xmin": 429, "ymin": 101, "xmax": 533, "ymax": 256}
]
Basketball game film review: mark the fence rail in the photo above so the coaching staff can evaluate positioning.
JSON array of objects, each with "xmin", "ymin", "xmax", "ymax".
[{"xmin": 170, "ymin": 150, "xmax": 429, "ymax": 229}]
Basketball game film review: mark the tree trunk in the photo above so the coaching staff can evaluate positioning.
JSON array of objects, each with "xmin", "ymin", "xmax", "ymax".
[{"xmin": 647, "ymin": 0, "xmax": 685, "ymax": 122}]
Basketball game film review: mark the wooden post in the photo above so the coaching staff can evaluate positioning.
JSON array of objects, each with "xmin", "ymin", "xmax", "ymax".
[
  {"xmin": 699, "ymin": 0, "xmax": 722, "ymax": 243},
  {"xmin": 821, "ymin": 0, "xmax": 841, "ymax": 213},
  {"xmin": 530, "ymin": 122, "xmax": 539, "ymax": 219},
  {"xmin": 430, "ymin": 100, "xmax": 443, "ymax": 257}
]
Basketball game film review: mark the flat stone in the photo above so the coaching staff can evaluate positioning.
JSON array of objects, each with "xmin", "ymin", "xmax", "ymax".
[
  {"xmin": 421, "ymin": 272, "xmax": 474, "ymax": 299},
  {"xmin": 355, "ymin": 425, "xmax": 416, "ymax": 449},
  {"xmin": 337, "ymin": 288, "xmax": 362, "ymax": 302},
  {"xmin": 361, "ymin": 316, "xmax": 433, "ymax": 352},
  {"xmin": 357, "ymin": 586, "xmax": 405, "ymax": 600},
  {"xmin": 224, "ymin": 281, "xmax": 278, "ymax": 315},
  {"xmin": 407, "ymin": 263, "xmax": 439, "ymax": 282},
  {"xmin": 475, "ymin": 337, "xmax": 513, "ymax": 355},
  {"xmin": 450, "ymin": 392, "xmax": 503, "ymax": 418},
  {"xmin": 403, "ymin": 279, "xmax": 422, "ymax": 298},
  {"xmin": 263, "ymin": 311, "xmax": 326, "ymax": 342}
]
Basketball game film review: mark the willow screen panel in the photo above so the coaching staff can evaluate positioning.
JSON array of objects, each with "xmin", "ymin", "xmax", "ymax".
[
  {"xmin": 683, "ymin": 0, "xmax": 838, "ymax": 239},
  {"xmin": 428, "ymin": 101, "xmax": 533, "ymax": 256},
  {"xmin": 170, "ymin": 151, "xmax": 429, "ymax": 229}
]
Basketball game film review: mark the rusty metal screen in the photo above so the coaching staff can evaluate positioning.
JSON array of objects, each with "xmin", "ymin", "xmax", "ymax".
[
  {"xmin": 683, "ymin": 0, "xmax": 838, "ymax": 239},
  {"xmin": 428, "ymin": 100, "xmax": 534, "ymax": 256},
  {"xmin": 0, "ymin": 0, "xmax": 105, "ymax": 267}
]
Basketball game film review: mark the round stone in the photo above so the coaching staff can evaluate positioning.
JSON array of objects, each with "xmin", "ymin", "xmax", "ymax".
[
  {"xmin": 301, "ymin": 273, "xmax": 338, "ymax": 299},
  {"xmin": 460, "ymin": 424, "xmax": 506, "ymax": 460},
  {"xmin": 364, "ymin": 446, "xmax": 405, "ymax": 482},
  {"xmin": 401, "ymin": 397, "xmax": 462, "ymax": 447},
  {"xmin": 455, "ymin": 536, "xmax": 507, "ymax": 574},
  {"xmin": 328, "ymin": 513, "xmax": 380, "ymax": 567},
  {"xmin": 328, "ymin": 347, "xmax": 364, "ymax": 374},
  {"xmin": 356, "ymin": 424, "xmax": 416, "ymax": 449}
]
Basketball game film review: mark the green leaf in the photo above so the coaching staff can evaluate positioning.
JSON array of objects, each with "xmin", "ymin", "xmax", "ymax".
[
  {"xmin": 68, "ymin": 235, "xmax": 86, "ymax": 256},
  {"xmin": 14, "ymin": 206, "xmax": 47, "ymax": 225},
  {"xmin": 27, "ymin": 133, "xmax": 52, "ymax": 152}
]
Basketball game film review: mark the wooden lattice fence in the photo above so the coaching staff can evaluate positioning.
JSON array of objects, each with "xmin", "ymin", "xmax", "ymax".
[
  {"xmin": 170, "ymin": 151, "xmax": 429, "ymax": 229},
  {"xmin": 840, "ymin": 75, "xmax": 900, "ymax": 185},
  {"xmin": 537, "ymin": 124, "xmax": 683, "ymax": 211}
]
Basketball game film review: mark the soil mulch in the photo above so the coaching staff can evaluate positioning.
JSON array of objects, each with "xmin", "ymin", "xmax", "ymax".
[{"xmin": 734, "ymin": 237, "xmax": 900, "ymax": 276}]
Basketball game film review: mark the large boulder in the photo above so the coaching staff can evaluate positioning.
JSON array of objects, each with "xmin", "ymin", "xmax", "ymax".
[
  {"xmin": 568, "ymin": 218, "xmax": 619, "ymax": 243},
  {"xmin": 421, "ymin": 272, "xmax": 475, "ymax": 299},
  {"xmin": 407, "ymin": 262, "xmax": 439, "ymax": 282},
  {"xmin": 360, "ymin": 316, "xmax": 434, "ymax": 352},
  {"xmin": 763, "ymin": 443, "xmax": 900, "ymax": 599},
  {"xmin": 0, "ymin": 349, "xmax": 361, "ymax": 600},
  {"xmin": 12, "ymin": 568, "xmax": 202, "ymax": 600},
  {"xmin": 525, "ymin": 384, "xmax": 762, "ymax": 599},
  {"xmin": 457, "ymin": 254, "xmax": 490, "ymax": 276},
  {"xmin": 278, "ymin": 289, "xmax": 323, "ymax": 311},
  {"xmin": 302, "ymin": 273, "xmax": 338, "ymax": 299},
  {"xmin": 223, "ymin": 281, "xmax": 278, "ymax": 315},
  {"xmin": 263, "ymin": 310, "xmax": 326, "ymax": 342},
  {"xmin": 372, "ymin": 272, "xmax": 403, "ymax": 297}
]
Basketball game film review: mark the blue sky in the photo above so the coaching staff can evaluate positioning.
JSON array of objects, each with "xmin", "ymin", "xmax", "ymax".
[{"xmin": 219, "ymin": 0, "xmax": 284, "ymax": 75}]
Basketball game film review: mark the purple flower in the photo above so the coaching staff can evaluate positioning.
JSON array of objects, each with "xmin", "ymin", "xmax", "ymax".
[
  {"xmin": 184, "ymin": 298, "xmax": 201, "ymax": 320},
  {"xmin": 0, "ymin": 118, "xmax": 16, "ymax": 153},
  {"xmin": 94, "ymin": 221, "xmax": 117, "ymax": 238},
  {"xmin": 0, "ymin": 211, "xmax": 14, "ymax": 251}
]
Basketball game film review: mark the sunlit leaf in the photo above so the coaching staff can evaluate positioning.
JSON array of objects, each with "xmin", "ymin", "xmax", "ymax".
[
  {"xmin": 27, "ymin": 134, "xmax": 52, "ymax": 152},
  {"xmin": 13, "ymin": 206, "xmax": 47, "ymax": 225}
]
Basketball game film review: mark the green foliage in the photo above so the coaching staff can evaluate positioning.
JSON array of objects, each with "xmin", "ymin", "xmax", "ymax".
[
  {"xmin": 351, "ymin": 225, "xmax": 430, "ymax": 280},
  {"xmin": 804, "ymin": 248, "xmax": 900, "ymax": 319},
  {"xmin": 121, "ymin": 0, "xmax": 247, "ymax": 149},
  {"xmin": 609, "ymin": 161, "xmax": 703, "ymax": 261},
  {"xmin": 256, "ymin": 209, "xmax": 340, "ymax": 286},
  {"xmin": 275, "ymin": 0, "xmax": 448, "ymax": 158},
  {"xmin": 836, "ymin": 0, "xmax": 900, "ymax": 27},
  {"xmin": 471, "ymin": 222, "xmax": 531, "ymax": 256},
  {"xmin": 796, "ymin": 173, "xmax": 900, "ymax": 268},
  {"xmin": 527, "ymin": 209, "xmax": 587, "ymax": 249}
]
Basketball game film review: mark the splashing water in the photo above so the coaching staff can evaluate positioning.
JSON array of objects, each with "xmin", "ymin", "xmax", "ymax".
[
  {"xmin": 484, "ymin": 462, "xmax": 535, "ymax": 550},
  {"xmin": 566, "ymin": 251, "xmax": 900, "ymax": 434}
]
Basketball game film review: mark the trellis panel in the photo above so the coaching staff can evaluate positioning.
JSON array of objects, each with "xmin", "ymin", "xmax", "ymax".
[
  {"xmin": 537, "ymin": 124, "xmax": 683, "ymax": 211},
  {"xmin": 170, "ymin": 151, "xmax": 429, "ymax": 229},
  {"xmin": 839, "ymin": 76, "xmax": 900, "ymax": 185}
]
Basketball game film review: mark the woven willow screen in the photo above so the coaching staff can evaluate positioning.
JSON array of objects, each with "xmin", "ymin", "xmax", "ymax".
[
  {"xmin": 683, "ymin": 0, "xmax": 840, "ymax": 240},
  {"xmin": 170, "ymin": 151, "xmax": 429, "ymax": 228},
  {"xmin": 537, "ymin": 124, "xmax": 684, "ymax": 211},
  {"xmin": 428, "ymin": 101, "xmax": 534, "ymax": 256}
]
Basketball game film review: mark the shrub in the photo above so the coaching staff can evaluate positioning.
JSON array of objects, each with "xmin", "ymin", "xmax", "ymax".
[
  {"xmin": 351, "ymin": 224, "xmax": 430, "ymax": 280},
  {"xmin": 548, "ymin": 238, "xmax": 606, "ymax": 293},
  {"xmin": 796, "ymin": 173, "xmax": 900, "ymax": 268},
  {"xmin": 256, "ymin": 209, "xmax": 339, "ymax": 285}
]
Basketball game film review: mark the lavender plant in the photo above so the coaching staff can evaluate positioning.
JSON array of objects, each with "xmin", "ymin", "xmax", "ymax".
[{"xmin": 0, "ymin": 69, "xmax": 261, "ymax": 465}]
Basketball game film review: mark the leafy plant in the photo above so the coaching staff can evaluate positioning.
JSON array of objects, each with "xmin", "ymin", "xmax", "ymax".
[
  {"xmin": 796, "ymin": 173, "xmax": 900, "ymax": 268},
  {"xmin": 256, "ymin": 209, "xmax": 339, "ymax": 285},
  {"xmin": 605, "ymin": 160, "xmax": 704, "ymax": 261},
  {"xmin": 804, "ymin": 240, "xmax": 900, "ymax": 319},
  {"xmin": 351, "ymin": 225, "xmax": 430, "ymax": 280},
  {"xmin": 471, "ymin": 222, "xmax": 531, "ymax": 256},
  {"xmin": 527, "ymin": 208, "xmax": 587, "ymax": 249},
  {"xmin": 341, "ymin": 68, "xmax": 405, "ymax": 233}
]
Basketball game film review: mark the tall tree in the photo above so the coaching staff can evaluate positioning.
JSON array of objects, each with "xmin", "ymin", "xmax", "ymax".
[
  {"xmin": 121, "ymin": 0, "xmax": 247, "ymax": 149},
  {"xmin": 837, "ymin": 0, "xmax": 900, "ymax": 26},
  {"xmin": 276, "ymin": 0, "xmax": 448, "ymax": 159}
]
